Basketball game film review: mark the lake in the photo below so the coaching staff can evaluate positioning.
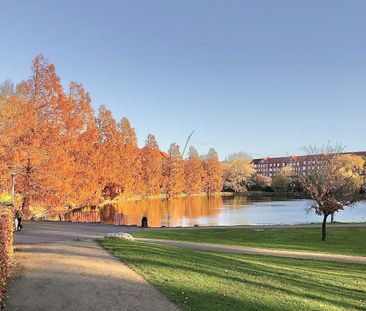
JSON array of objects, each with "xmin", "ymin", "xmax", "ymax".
[{"xmin": 65, "ymin": 195, "xmax": 366, "ymax": 227}]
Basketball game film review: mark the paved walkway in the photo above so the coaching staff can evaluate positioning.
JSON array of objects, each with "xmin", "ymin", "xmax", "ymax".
[
  {"xmin": 136, "ymin": 238, "xmax": 366, "ymax": 265},
  {"xmin": 5, "ymin": 221, "xmax": 366, "ymax": 310},
  {"xmin": 5, "ymin": 222, "xmax": 180, "ymax": 311},
  {"xmin": 14, "ymin": 221, "xmax": 142, "ymax": 244}
]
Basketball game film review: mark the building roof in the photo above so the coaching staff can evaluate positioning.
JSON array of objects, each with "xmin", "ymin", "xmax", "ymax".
[{"xmin": 253, "ymin": 151, "xmax": 366, "ymax": 164}]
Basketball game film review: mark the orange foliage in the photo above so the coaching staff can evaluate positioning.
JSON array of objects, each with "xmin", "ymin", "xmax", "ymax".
[
  {"xmin": 119, "ymin": 118, "xmax": 143, "ymax": 195},
  {"xmin": 0, "ymin": 55, "xmax": 223, "ymax": 215},
  {"xmin": 0, "ymin": 56, "xmax": 74, "ymax": 213},
  {"xmin": 203, "ymin": 148, "xmax": 223, "ymax": 194},
  {"xmin": 0, "ymin": 207, "xmax": 13, "ymax": 304},
  {"xmin": 140, "ymin": 135, "xmax": 163, "ymax": 196},
  {"xmin": 162, "ymin": 143, "xmax": 185, "ymax": 196},
  {"xmin": 96, "ymin": 105, "xmax": 122, "ymax": 195},
  {"xmin": 184, "ymin": 146, "xmax": 204, "ymax": 194}
]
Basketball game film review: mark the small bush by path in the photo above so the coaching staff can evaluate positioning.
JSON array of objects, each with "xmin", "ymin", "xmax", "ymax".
[
  {"xmin": 0, "ymin": 207, "xmax": 14, "ymax": 306},
  {"xmin": 135, "ymin": 226, "xmax": 366, "ymax": 256},
  {"xmin": 101, "ymin": 238, "xmax": 366, "ymax": 311}
]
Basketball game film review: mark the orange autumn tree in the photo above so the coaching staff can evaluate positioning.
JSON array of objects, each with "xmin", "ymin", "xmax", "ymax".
[
  {"xmin": 119, "ymin": 117, "xmax": 143, "ymax": 195},
  {"xmin": 64, "ymin": 82, "xmax": 101, "ymax": 207},
  {"xmin": 140, "ymin": 134, "xmax": 163, "ymax": 196},
  {"xmin": 0, "ymin": 55, "xmax": 74, "ymax": 213},
  {"xmin": 95, "ymin": 105, "xmax": 123, "ymax": 199},
  {"xmin": 0, "ymin": 57, "xmax": 103, "ymax": 214},
  {"xmin": 0, "ymin": 82, "xmax": 16, "ymax": 185},
  {"xmin": 162, "ymin": 143, "xmax": 185, "ymax": 197},
  {"xmin": 184, "ymin": 146, "xmax": 204, "ymax": 195},
  {"xmin": 203, "ymin": 148, "xmax": 223, "ymax": 194}
]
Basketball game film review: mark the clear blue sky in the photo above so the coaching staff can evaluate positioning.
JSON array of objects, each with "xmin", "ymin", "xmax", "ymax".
[{"xmin": 1, "ymin": 1, "xmax": 365, "ymax": 159}]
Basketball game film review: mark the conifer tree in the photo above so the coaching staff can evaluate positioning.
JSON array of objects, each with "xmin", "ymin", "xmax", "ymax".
[
  {"xmin": 119, "ymin": 118, "xmax": 143, "ymax": 194},
  {"xmin": 184, "ymin": 146, "xmax": 204, "ymax": 194},
  {"xmin": 95, "ymin": 105, "xmax": 122, "ymax": 199},
  {"xmin": 162, "ymin": 143, "xmax": 185, "ymax": 196},
  {"xmin": 141, "ymin": 134, "xmax": 163, "ymax": 196},
  {"xmin": 203, "ymin": 148, "xmax": 223, "ymax": 194}
]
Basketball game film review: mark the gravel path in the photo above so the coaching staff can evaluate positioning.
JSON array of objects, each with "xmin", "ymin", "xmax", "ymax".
[
  {"xmin": 5, "ymin": 222, "xmax": 180, "ymax": 311},
  {"xmin": 136, "ymin": 238, "xmax": 366, "ymax": 265}
]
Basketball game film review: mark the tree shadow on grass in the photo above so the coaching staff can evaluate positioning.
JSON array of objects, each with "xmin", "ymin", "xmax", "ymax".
[{"xmin": 101, "ymin": 239, "xmax": 366, "ymax": 311}]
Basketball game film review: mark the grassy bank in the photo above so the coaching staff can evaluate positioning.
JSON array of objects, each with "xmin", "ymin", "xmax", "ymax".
[
  {"xmin": 100, "ymin": 238, "xmax": 366, "ymax": 311},
  {"xmin": 134, "ymin": 226, "xmax": 366, "ymax": 256}
]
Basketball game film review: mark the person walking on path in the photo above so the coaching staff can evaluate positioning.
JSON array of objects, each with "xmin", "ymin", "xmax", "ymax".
[{"xmin": 15, "ymin": 209, "xmax": 23, "ymax": 231}]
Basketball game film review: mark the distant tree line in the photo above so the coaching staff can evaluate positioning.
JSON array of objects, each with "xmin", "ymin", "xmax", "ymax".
[
  {"xmin": 222, "ymin": 151, "xmax": 366, "ymax": 197},
  {"xmin": 0, "ymin": 55, "xmax": 222, "ymax": 215}
]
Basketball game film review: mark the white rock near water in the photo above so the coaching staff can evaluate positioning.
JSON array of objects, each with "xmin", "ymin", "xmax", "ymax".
[{"xmin": 105, "ymin": 232, "xmax": 135, "ymax": 241}]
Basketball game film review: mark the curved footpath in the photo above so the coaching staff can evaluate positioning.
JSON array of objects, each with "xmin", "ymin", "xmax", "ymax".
[
  {"xmin": 136, "ymin": 238, "xmax": 366, "ymax": 265},
  {"xmin": 5, "ymin": 222, "xmax": 180, "ymax": 311},
  {"xmin": 5, "ymin": 221, "xmax": 366, "ymax": 310}
]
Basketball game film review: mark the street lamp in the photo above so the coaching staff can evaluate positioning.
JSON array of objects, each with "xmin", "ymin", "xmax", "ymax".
[{"xmin": 8, "ymin": 166, "xmax": 17, "ymax": 208}]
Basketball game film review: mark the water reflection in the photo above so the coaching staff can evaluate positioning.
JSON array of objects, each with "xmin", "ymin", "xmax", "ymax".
[
  {"xmin": 65, "ymin": 196, "xmax": 366, "ymax": 227},
  {"xmin": 66, "ymin": 196, "xmax": 222, "ymax": 227}
]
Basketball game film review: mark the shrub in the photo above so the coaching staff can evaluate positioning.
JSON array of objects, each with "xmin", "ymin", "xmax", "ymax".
[{"xmin": 0, "ymin": 207, "xmax": 14, "ymax": 306}]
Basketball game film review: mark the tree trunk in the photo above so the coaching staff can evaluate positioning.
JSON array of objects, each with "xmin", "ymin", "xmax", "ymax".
[
  {"xmin": 22, "ymin": 196, "xmax": 30, "ymax": 216},
  {"xmin": 322, "ymin": 214, "xmax": 329, "ymax": 241},
  {"xmin": 331, "ymin": 212, "xmax": 334, "ymax": 223}
]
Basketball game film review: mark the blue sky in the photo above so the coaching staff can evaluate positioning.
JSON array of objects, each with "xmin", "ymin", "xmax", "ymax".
[{"xmin": 1, "ymin": 1, "xmax": 365, "ymax": 159}]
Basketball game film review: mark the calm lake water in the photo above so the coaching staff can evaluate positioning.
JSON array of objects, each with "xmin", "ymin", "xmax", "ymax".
[{"xmin": 66, "ymin": 195, "xmax": 366, "ymax": 227}]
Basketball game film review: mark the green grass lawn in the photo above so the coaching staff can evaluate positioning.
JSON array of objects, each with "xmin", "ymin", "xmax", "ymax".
[
  {"xmin": 100, "ymin": 238, "xmax": 366, "ymax": 311},
  {"xmin": 134, "ymin": 227, "xmax": 366, "ymax": 257}
]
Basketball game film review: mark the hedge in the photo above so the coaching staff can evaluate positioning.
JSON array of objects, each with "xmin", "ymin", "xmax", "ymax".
[{"xmin": 0, "ymin": 207, "xmax": 13, "ymax": 306}]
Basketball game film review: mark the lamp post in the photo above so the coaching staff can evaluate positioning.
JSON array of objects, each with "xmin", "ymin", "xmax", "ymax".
[{"xmin": 8, "ymin": 166, "xmax": 17, "ymax": 208}]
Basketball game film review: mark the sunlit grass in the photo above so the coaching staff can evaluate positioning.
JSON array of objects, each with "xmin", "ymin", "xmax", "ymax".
[
  {"xmin": 134, "ymin": 227, "xmax": 366, "ymax": 256},
  {"xmin": 100, "ymin": 238, "xmax": 366, "ymax": 311}
]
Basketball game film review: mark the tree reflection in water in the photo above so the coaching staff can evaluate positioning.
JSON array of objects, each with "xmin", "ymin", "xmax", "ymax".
[{"xmin": 66, "ymin": 196, "xmax": 223, "ymax": 227}]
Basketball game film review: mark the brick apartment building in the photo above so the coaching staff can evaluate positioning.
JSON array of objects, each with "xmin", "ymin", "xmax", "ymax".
[{"xmin": 253, "ymin": 151, "xmax": 366, "ymax": 178}]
